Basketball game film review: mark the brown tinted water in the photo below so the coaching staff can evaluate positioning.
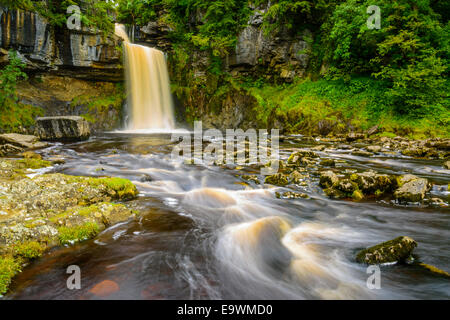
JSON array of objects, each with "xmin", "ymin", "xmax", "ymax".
[{"xmin": 6, "ymin": 133, "xmax": 450, "ymax": 299}]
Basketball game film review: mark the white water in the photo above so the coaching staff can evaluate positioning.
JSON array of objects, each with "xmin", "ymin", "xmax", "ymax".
[{"xmin": 115, "ymin": 24, "xmax": 175, "ymax": 131}]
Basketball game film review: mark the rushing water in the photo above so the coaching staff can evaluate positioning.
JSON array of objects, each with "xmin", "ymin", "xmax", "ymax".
[
  {"xmin": 7, "ymin": 133, "xmax": 450, "ymax": 300},
  {"xmin": 115, "ymin": 24, "xmax": 175, "ymax": 130}
]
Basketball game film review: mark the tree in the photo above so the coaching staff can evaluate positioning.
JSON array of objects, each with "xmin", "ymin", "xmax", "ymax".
[{"xmin": 0, "ymin": 51, "xmax": 28, "ymax": 110}]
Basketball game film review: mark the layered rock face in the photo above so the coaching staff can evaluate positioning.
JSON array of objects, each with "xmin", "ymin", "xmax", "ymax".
[
  {"xmin": 0, "ymin": 6, "xmax": 123, "ymax": 81},
  {"xmin": 132, "ymin": 3, "xmax": 311, "ymax": 129}
]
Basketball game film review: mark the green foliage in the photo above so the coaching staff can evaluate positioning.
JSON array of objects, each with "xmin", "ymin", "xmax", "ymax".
[
  {"xmin": 245, "ymin": 77, "xmax": 449, "ymax": 138},
  {"xmin": 0, "ymin": 51, "xmax": 27, "ymax": 108},
  {"xmin": 117, "ymin": 0, "xmax": 251, "ymax": 57},
  {"xmin": 0, "ymin": 51, "xmax": 43, "ymax": 132},
  {"xmin": 58, "ymin": 222, "xmax": 100, "ymax": 245},
  {"xmin": 0, "ymin": 0, "xmax": 116, "ymax": 34},
  {"xmin": 0, "ymin": 255, "xmax": 21, "ymax": 295},
  {"xmin": 13, "ymin": 241, "xmax": 45, "ymax": 259},
  {"xmin": 322, "ymin": 0, "xmax": 449, "ymax": 117}
]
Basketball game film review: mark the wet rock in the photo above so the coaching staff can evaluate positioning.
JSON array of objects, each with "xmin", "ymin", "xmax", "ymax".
[
  {"xmin": 366, "ymin": 145, "xmax": 382, "ymax": 153},
  {"xmin": 351, "ymin": 150, "xmax": 373, "ymax": 157},
  {"xmin": 394, "ymin": 177, "xmax": 431, "ymax": 203},
  {"xmin": 0, "ymin": 133, "xmax": 47, "ymax": 150},
  {"xmin": 264, "ymin": 173, "xmax": 289, "ymax": 186},
  {"xmin": 20, "ymin": 151, "xmax": 42, "ymax": 160},
  {"xmin": 287, "ymin": 149, "xmax": 319, "ymax": 165},
  {"xmin": 401, "ymin": 147, "xmax": 438, "ymax": 159},
  {"xmin": 275, "ymin": 191, "xmax": 309, "ymax": 199},
  {"xmin": 444, "ymin": 161, "xmax": 450, "ymax": 170},
  {"xmin": 89, "ymin": 280, "xmax": 120, "ymax": 298},
  {"xmin": 289, "ymin": 170, "xmax": 305, "ymax": 184},
  {"xmin": 319, "ymin": 159, "xmax": 335, "ymax": 167},
  {"xmin": 311, "ymin": 145, "xmax": 326, "ymax": 151},
  {"xmin": 0, "ymin": 144, "xmax": 23, "ymax": 156},
  {"xmin": 319, "ymin": 171, "xmax": 338, "ymax": 188},
  {"xmin": 335, "ymin": 179, "xmax": 358, "ymax": 194},
  {"xmin": 356, "ymin": 236, "xmax": 418, "ymax": 264},
  {"xmin": 242, "ymin": 175, "xmax": 260, "ymax": 184},
  {"xmin": 35, "ymin": 116, "xmax": 90, "ymax": 141},
  {"xmin": 350, "ymin": 171, "xmax": 393, "ymax": 194},
  {"xmin": 323, "ymin": 187, "xmax": 345, "ymax": 199},
  {"xmin": 346, "ymin": 133, "xmax": 365, "ymax": 142}
]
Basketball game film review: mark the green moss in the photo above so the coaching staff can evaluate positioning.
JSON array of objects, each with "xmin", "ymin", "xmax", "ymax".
[
  {"xmin": 16, "ymin": 158, "xmax": 52, "ymax": 169},
  {"xmin": 65, "ymin": 175, "xmax": 139, "ymax": 200},
  {"xmin": 0, "ymin": 255, "xmax": 21, "ymax": 295},
  {"xmin": 58, "ymin": 222, "xmax": 100, "ymax": 245},
  {"xmin": 12, "ymin": 241, "xmax": 45, "ymax": 259},
  {"xmin": 264, "ymin": 173, "xmax": 289, "ymax": 186},
  {"xmin": 352, "ymin": 190, "xmax": 364, "ymax": 201},
  {"xmin": 77, "ymin": 205, "xmax": 100, "ymax": 217}
]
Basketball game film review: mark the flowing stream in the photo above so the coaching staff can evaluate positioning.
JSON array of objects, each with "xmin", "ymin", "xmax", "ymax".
[{"xmin": 6, "ymin": 133, "xmax": 450, "ymax": 299}]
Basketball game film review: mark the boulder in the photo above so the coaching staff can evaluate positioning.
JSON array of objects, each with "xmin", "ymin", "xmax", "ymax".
[
  {"xmin": 0, "ymin": 133, "xmax": 47, "ymax": 149},
  {"xmin": 0, "ymin": 143, "xmax": 23, "ymax": 156},
  {"xmin": 346, "ymin": 132, "xmax": 365, "ymax": 142},
  {"xmin": 366, "ymin": 145, "xmax": 382, "ymax": 153},
  {"xmin": 356, "ymin": 236, "xmax": 418, "ymax": 264},
  {"xmin": 444, "ymin": 161, "xmax": 450, "ymax": 170},
  {"xmin": 35, "ymin": 116, "xmax": 90, "ymax": 141},
  {"xmin": 350, "ymin": 171, "xmax": 393, "ymax": 194},
  {"xmin": 351, "ymin": 150, "xmax": 373, "ymax": 157},
  {"xmin": 320, "ymin": 159, "xmax": 336, "ymax": 167},
  {"xmin": 394, "ymin": 177, "xmax": 431, "ymax": 203},
  {"xmin": 319, "ymin": 171, "xmax": 339, "ymax": 188},
  {"xmin": 264, "ymin": 173, "xmax": 289, "ymax": 186}
]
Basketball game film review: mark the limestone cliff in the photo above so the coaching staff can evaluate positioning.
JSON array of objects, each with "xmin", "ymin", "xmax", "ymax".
[{"xmin": 0, "ymin": 6, "xmax": 123, "ymax": 81}]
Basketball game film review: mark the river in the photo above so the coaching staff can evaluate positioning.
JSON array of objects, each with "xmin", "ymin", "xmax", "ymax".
[{"xmin": 7, "ymin": 133, "xmax": 450, "ymax": 299}]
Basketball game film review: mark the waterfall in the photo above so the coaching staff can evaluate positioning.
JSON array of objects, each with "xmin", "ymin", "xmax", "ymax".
[{"xmin": 115, "ymin": 24, "xmax": 175, "ymax": 131}]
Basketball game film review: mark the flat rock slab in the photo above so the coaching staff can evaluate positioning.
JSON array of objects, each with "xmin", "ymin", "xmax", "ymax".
[
  {"xmin": 0, "ymin": 133, "xmax": 48, "ymax": 150},
  {"xmin": 35, "ymin": 116, "xmax": 90, "ymax": 141}
]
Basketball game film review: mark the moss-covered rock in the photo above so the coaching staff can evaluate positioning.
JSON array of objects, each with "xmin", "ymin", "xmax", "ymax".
[
  {"xmin": 319, "ymin": 159, "xmax": 335, "ymax": 167},
  {"xmin": 319, "ymin": 171, "xmax": 338, "ymax": 188},
  {"xmin": 275, "ymin": 191, "xmax": 309, "ymax": 199},
  {"xmin": 394, "ymin": 177, "xmax": 431, "ymax": 203},
  {"xmin": 264, "ymin": 173, "xmax": 289, "ymax": 186},
  {"xmin": 0, "ymin": 159, "xmax": 140, "ymax": 295},
  {"xmin": 356, "ymin": 236, "xmax": 418, "ymax": 264},
  {"xmin": 241, "ymin": 175, "xmax": 260, "ymax": 184}
]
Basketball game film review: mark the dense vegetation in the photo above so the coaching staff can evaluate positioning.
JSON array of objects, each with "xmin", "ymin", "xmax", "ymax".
[
  {"xmin": 0, "ymin": 51, "xmax": 42, "ymax": 132},
  {"xmin": 0, "ymin": 0, "xmax": 448, "ymax": 137},
  {"xmin": 115, "ymin": 0, "xmax": 448, "ymax": 137}
]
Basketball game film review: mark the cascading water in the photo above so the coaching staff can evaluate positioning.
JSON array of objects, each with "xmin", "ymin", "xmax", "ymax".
[{"xmin": 115, "ymin": 24, "xmax": 175, "ymax": 130}]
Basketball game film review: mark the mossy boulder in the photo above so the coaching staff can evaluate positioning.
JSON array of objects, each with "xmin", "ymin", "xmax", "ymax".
[
  {"xmin": 241, "ymin": 175, "xmax": 260, "ymax": 184},
  {"xmin": 320, "ymin": 159, "xmax": 335, "ymax": 167},
  {"xmin": 319, "ymin": 171, "xmax": 339, "ymax": 188},
  {"xmin": 444, "ymin": 161, "xmax": 450, "ymax": 170},
  {"xmin": 356, "ymin": 236, "xmax": 418, "ymax": 265},
  {"xmin": 394, "ymin": 177, "xmax": 431, "ymax": 203},
  {"xmin": 275, "ymin": 191, "xmax": 309, "ymax": 199},
  {"xmin": 264, "ymin": 173, "xmax": 289, "ymax": 186}
]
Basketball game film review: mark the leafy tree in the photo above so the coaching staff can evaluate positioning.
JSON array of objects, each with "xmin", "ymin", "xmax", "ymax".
[
  {"xmin": 322, "ymin": 0, "xmax": 449, "ymax": 116},
  {"xmin": 0, "ymin": 51, "xmax": 28, "ymax": 110}
]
